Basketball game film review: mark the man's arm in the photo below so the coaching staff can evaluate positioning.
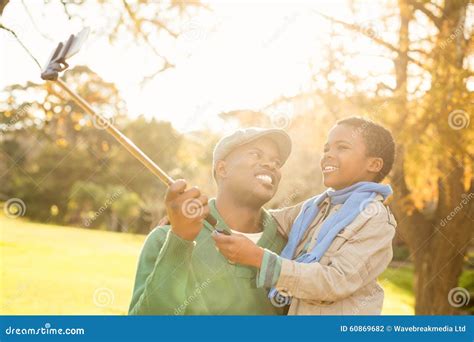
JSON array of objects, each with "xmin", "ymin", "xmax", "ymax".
[
  {"xmin": 128, "ymin": 227, "xmax": 195, "ymax": 315},
  {"xmin": 129, "ymin": 178, "xmax": 209, "ymax": 315}
]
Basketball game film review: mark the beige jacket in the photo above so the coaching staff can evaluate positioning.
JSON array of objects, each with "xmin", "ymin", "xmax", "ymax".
[{"xmin": 269, "ymin": 195, "xmax": 396, "ymax": 315}]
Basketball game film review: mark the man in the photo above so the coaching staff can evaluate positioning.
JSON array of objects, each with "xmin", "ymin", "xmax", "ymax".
[{"xmin": 128, "ymin": 127, "xmax": 292, "ymax": 315}]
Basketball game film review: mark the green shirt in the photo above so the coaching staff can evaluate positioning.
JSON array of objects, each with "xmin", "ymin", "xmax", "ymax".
[{"xmin": 128, "ymin": 199, "xmax": 287, "ymax": 315}]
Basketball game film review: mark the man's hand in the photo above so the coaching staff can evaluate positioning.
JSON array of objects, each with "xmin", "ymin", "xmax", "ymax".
[
  {"xmin": 165, "ymin": 179, "xmax": 209, "ymax": 241},
  {"xmin": 212, "ymin": 232, "xmax": 264, "ymax": 268}
]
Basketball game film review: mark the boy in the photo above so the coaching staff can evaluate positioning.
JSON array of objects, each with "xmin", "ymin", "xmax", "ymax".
[{"xmin": 213, "ymin": 117, "xmax": 397, "ymax": 315}]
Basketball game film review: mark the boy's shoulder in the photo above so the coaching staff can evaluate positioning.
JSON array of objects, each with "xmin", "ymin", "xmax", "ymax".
[{"xmin": 345, "ymin": 196, "xmax": 397, "ymax": 238}]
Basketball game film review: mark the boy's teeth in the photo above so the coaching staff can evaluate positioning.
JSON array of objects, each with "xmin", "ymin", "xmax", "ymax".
[
  {"xmin": 256, "ymin": 174, "xmax": 272, "ymax": 185},
  {"xmin": 323, "ymin": 166, "xmax": 339, "ymax": 172}
]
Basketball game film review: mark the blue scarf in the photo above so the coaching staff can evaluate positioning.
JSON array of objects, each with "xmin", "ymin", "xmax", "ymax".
[{"xmin": 269, "ymin": 181, "xmax": 393, "ymax": 300}]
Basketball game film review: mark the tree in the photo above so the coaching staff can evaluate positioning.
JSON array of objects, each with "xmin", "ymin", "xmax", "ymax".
[{"xmin": 310, "ymin": 0, "xmax": 473, "ymax": 314}]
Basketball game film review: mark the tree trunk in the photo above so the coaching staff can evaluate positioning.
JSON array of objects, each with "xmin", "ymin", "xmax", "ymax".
[{"xmin": 391, "ymin": 0, "xmax": 472, "ymax": 314}]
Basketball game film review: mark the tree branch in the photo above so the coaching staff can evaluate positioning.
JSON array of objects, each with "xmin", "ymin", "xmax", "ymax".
[
  {"xmin": 21, "ymin": 0, "xmax": 54, "ymax": 42},
  {"xmin": 121, "ymin": 0, "xmax": 175, "ymax": 81},
  {"xmin": 409, "ymin": 0, "xmax": 442, "ymax": 30},
  {"xmin": 0, "ymin": 23, "xmax": 41, "ymax": 70},
  {"xmin": 312, "ymin": 9, "xmax": 426, "ymax": 70},
  {"xmin": 0, "ymin": 0, "xmax": 9, "ymax": 15}
]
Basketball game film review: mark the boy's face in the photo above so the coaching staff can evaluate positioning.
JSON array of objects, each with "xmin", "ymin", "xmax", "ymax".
[
  {"xmin": 216, "ymin": 137, "xmax": 282, "ymax": 206},
  {"xmin": 320, "ymin": 124, "xmax": 382, "ymax": 190}
]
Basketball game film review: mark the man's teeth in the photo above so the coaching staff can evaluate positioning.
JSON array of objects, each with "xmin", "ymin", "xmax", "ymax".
[
  {"xmin": 256, "ymin": 174, "xmax": 273, "ymax": 185},
  {"xmin": 323, "ymin": 166, "xmax": 339, "ymax": 173}
]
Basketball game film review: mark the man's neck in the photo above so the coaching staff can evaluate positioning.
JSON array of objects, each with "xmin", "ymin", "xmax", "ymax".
[{"xmin": 215, "ymin": 192, "xmax": 263, "ymax": 234}]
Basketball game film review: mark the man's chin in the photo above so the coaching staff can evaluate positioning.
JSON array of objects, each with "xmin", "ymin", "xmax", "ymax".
[{"xmin": 249, "ymin": 188, "xmax": 275, "ymax": 206}]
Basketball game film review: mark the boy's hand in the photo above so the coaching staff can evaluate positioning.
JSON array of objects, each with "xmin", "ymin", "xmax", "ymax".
[
  {"xmin": 212, "ymin": 232, "xmax": 264, "ymax": 268},
  {"xmin": 165, "ymin": 179, "xmax": 209, "ymax": 241}
]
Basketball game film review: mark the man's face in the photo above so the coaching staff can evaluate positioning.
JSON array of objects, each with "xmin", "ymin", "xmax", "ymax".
[
  {"xmin": 216, "ymin": 137, "xmax": 282, "ymax": 206},
  {"xmin": 320, "ymin": 124, "xmax": 379, "ymax": 190}
]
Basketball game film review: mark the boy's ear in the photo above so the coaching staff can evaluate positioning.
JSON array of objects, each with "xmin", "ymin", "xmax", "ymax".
[{"xmin": 367, "ymin": 157, "xmax": 384, "ymax": 174}]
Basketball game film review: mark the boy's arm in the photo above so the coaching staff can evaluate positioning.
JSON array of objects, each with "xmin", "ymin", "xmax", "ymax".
[
  {"xmin": 128, "ymin": 227, "xmax": 195, "ymax": 315},
  {"xmin": 269, "ymin": 201, "xmax": 305, "ymax": 239},
  {"xmin": 258, "ymin": 210, "xmax": 396, "ymax": 302}
]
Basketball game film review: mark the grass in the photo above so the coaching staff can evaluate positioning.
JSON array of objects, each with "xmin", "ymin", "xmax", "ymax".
[
  {"xmin": 0, "ymin": 214, "xmax": 144, "ymax": 315},
  {"xmin": 1, "ymin": 214, "xmax": 415, "ymax": 315},
  {"xmin": 380, "ymin": 266, "xmax": 415, "ymax": 315}
]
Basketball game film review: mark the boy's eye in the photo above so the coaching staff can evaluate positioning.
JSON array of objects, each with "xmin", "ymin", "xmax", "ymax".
[
  {"xmin": 249, "ymin": 151, "xmax": 261, "ymax": 158},
  {"xmin": 338, "ymin": 144, "xmax": 350, "ymax": 150}
]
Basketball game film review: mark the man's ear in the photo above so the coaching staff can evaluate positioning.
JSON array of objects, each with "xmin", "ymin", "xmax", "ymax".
[
  {"xmin": 367, "ymin": 157, "xmax": 384, "ymax": 174},
  {"xmin": 215, "ymin": 160, "xmax": 228, "ymax": 181}
]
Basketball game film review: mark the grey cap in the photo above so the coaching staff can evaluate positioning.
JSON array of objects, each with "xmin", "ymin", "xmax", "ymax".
[{"xmin": 212, "ymin": 127, "xmax": 292, "ymax": 176}]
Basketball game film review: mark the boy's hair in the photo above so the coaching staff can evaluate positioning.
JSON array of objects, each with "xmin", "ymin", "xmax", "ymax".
[{"xmin": 337, "ymin": 116, "xmax": 395, "ymax": 183}]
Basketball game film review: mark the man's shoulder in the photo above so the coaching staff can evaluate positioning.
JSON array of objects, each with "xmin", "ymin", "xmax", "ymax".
[{"xmin": 143, "ymin": 225, "xmax": 172, "ymax": 246}]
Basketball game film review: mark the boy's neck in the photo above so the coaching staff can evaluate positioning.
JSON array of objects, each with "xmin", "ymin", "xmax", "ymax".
[{"xmin": 215, "ymin": 193, "xmax": 263, "ymax": 234}]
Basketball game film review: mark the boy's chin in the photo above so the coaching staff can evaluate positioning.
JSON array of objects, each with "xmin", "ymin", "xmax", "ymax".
[{"xmin": 323, "ymin": 176, "xmax": 344, "ymax": 190}]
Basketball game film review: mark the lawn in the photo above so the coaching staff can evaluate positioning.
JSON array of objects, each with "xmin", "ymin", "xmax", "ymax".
[{"xmin": 1, "ymin": 214, "xmax": 415, "ymax": 315}]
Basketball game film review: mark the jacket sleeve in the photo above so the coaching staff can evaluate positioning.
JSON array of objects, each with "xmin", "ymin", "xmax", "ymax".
[
  {"xmin": 128, "ymin": 227, "xmax": 195, "ymax": 315},
  {"xmin": 270, "ymin": 210, "xmax": 396, "ymax": 302},
  {"xmin": 269, "ymin": 201, "xmax": 305, "ymax": 239}
]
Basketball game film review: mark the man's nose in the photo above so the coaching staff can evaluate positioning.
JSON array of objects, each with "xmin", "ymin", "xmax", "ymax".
[{"xmin": 260, "ymin": 158, "xmax": 278, "ymax": 170}]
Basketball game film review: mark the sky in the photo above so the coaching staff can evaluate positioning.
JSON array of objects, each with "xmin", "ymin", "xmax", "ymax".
[{"xmin": 0, "ymin": 0, "xmax": 438, "ymax": 133}]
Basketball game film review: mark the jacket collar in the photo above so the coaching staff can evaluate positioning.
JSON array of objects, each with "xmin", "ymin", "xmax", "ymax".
[{"xmin": 204, "ymin": 198, "xmax": 278, "ymax": 248}]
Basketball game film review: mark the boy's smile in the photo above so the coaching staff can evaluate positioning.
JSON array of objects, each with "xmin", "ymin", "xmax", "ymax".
[{"xmin": 320, "ymin": 124, "xmax": 382, "ymax": 190}]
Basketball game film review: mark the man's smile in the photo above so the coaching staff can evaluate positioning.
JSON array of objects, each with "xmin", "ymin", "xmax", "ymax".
[{"xmin": 254, "ymin": 170, "xmax": 275, "ymax": 187}]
